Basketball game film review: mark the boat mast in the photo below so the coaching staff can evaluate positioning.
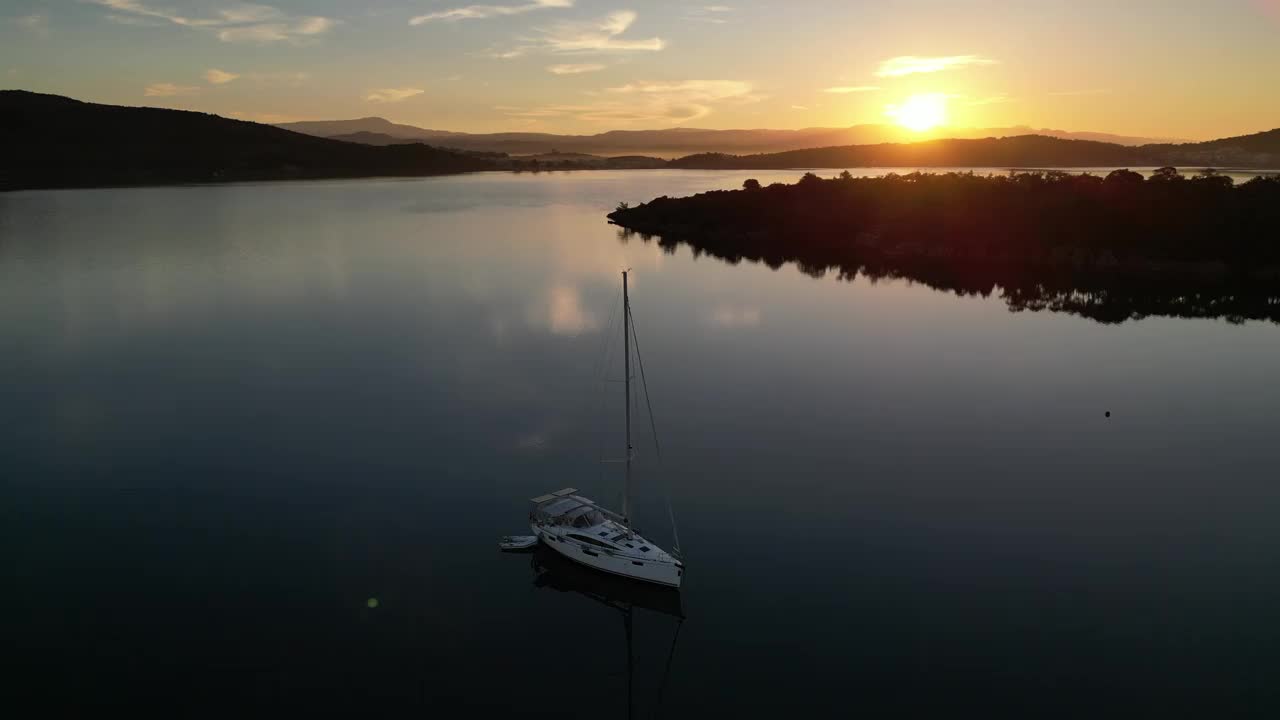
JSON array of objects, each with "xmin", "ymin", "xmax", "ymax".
[{"xmin": 622, "ymin": 270, "xmax": 633, "ymax": 528}]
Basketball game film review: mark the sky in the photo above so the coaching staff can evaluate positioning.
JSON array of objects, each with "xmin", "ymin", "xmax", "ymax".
[{"xmin": 2, "ymin": 0, "xmax": 1279, "ymax": 139}]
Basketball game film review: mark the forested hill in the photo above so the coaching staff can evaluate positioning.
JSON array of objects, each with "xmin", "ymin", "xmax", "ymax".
[
  {"xmin": 668, "ymin": 136, "xmax": 1154, "ymax": 169},
  {"xmin": 0, "ymin": 91, "xmax": 497, "ymax": 191}
]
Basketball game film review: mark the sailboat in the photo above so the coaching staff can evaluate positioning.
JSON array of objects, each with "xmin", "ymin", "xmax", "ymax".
[{"xmin": 528, "ymin": 271, "xmax": 685, "ymax": 588}]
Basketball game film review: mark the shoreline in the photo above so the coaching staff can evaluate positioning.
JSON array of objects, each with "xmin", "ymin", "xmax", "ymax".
[{"xmin": 8, "ymin": 164, "xmax": 1280, "ymax": 194}]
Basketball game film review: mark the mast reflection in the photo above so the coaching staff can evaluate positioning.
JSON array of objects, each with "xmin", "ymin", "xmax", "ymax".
[{"xmin": 529, "ymin": 545, "xmax": 685, "ymax": 718}]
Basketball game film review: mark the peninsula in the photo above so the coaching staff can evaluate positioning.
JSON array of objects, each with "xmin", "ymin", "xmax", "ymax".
[{"xmin": 608, "ymin": 170, "xmax": 1280, "ymax": 323}]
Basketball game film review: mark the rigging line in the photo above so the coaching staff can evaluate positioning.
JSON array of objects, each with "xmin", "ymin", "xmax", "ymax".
[
  {"xmin": 628, "ymin": 303, "xmax": 682, "ymax": 556},
  {"xmin": 651, "ymin": 618, "xmax": 684, "ymax": 720},
  {"xmin": 628, "ymin": 305, "xmax": 661, "ymax": 459},
  {"xmin": 593, "ymin": 289, "xmax": 622, "ymax": 485}
]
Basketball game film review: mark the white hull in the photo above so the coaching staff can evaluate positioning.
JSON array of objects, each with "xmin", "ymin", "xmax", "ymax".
[{"xmin": 534, "ymin": 524, "xmax": 683, "ymax": 587}]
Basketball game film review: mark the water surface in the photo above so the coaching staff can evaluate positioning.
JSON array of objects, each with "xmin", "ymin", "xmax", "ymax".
[{"xmin": 4, "ymin": 170, "xmax": 1279, "ymax": 716}]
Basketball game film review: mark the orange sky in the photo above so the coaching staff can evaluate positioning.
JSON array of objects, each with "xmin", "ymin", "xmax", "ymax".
[{"xmin": 3, "ymin": 0, "xmax": 1278, "ymax": 139}]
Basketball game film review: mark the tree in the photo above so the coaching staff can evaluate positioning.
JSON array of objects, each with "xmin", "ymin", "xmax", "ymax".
[
  {"xmin": 1193, "ymin": 168, "xmax": 1234, "ymax": 190},
  {"xmin": 1105, "ymin": 168, "xmax": 1144, "ymax": 186},
  {"xmin": 1149, "ymin": 166, "xmax": 1182, "ymax": 183},
  {"xmin": 743, "ymin": 178, "xmax": 761, "ymax": 191},
  {"xmin": 838, "ymin": 170, "xmax": 854, "ymax": 181},
  {"xmin": 798, "ymin": 172, "xmax": 823, "ymax": 187}
]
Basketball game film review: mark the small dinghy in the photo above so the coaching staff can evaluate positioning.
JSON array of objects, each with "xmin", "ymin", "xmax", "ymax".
[{"xmin": 499, "ymin": 535, "xmax": 539, "ymax": 552}]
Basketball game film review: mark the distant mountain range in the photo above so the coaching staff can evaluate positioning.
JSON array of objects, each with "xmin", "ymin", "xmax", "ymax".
[
  {"xmin": 0, "ymin": 91, "xmax": 495, "ymax": 191},
  {"xmin": 667, "ymin": 136, "xmax": 1148, "ymax": 169},
  {"xmin": 669, "ymin": 130, "xmax": 1280, "ymax": 170},
  {"xmin": 277, "ymin": 117, "xmax": 1186, "ymax": 157},
  {"xmin": 3, "ymin": 91, "xmax": 1278, "ymax": 191}
]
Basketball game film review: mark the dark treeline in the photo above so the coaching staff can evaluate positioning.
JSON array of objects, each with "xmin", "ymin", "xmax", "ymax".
[
  {"xmin": 508, "ymin": 155, "xmax": 668, "ymax": 172},
  {"xmin": 608, "ymin": 169, "xmax": 1280, "ymax": 324},
  {"xmin": 0, "ymin": 91, "xmax": 497, "ymax": 191}
]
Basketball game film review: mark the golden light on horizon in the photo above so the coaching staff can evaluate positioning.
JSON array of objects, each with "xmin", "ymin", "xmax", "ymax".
[{"xmin": 887, "ymin": 93, "xmax": 949, "ymax": 132}]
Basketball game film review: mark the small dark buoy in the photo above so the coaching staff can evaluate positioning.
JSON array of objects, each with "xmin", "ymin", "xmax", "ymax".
[{"xmin": 1105, "ymin": 411, "xmax": 1111, "ymax": 418}]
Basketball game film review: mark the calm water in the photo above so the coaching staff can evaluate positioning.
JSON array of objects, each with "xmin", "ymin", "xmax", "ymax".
[{"xmin": 4, "ymin": 170, "xmax": 1280, "ymax": 717}]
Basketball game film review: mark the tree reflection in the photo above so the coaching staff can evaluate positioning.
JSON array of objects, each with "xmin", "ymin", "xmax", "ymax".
[{"xmin": 618, "ymin": 226, "xmax": 1280, "ymax": 324}]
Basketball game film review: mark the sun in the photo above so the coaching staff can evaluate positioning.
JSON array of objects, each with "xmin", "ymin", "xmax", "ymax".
[{"xmin": 887, "ymin": 93, "xmax": 949, "ymax": 132}]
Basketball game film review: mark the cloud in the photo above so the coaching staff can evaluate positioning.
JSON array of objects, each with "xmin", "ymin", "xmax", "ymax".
[
  {"xmin": 823, "ymin": 85, "xmax": 879, "ymax": 94},
  {"xmin": 410, "ymin": 0, "xmax": 571, "ymax": 24},
  {"xmin": 87, "ymin": 1, "xmax": 335, "ymax": 44},
  {"xmin": 204, "ymin": 68, "xmax": 240, "ymax": 84},
  {"xmin": 14, "ymin": 13, "xmax": 48, "ymax": 35},
  {"xmin": 144, "ymin": 82, "xmax": 200, "ymax": 97},
  {"xmin": 215, "ymin": 17, "xmax": 333, "ymax": 43},
  {"xmin": 498, "ymin": 10, "xmax": 664, "ymax": 57},
  {"xmin": 365, "ymin": 87, "xmax": 425, "ymax": 103},
  {"xmin": 875, "ymin": 55, "xmax": 997, "ymax": 77},
  {"xmin": 790, "ymin": 105, "xmax": 808, "ymax": 111},
  {"xmin": 507, "ymin": 79, "xmax": 758, "ymax": 125},
  {"xmin": 547, "ymin": 63, "xmax": 605, "ymax": 74},
  {"xmin": 545, "ymin": 11, "xmax": 664, "ymax": 52},
  {"xmin": 686, "ymin": 4, "xmax": 733, "ymax": 23}
]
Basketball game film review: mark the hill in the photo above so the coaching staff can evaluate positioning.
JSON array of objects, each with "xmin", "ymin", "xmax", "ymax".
[
  {"xmin": 1149, "ymin": 129, "xmax": 1280, "ymax": 168},
  {"xmin": 277, "ymin": 118, "xmax": 1182, "ymax": 158},
  {"xmin": 666, "ymin": 129, "xmax": 1280, "ymax": 170},
  {"xmin": 274, "ymin": 117, "xmax": 464, "ymax": 140},
  {"xmin": 668, "ymin": 135, "xmax": 1154, "ymax": 169},
  {"xmin": 326, "ymin": 131, "xmax": 424, "ymax": 146},
  {"xmin": 0, "ymin": 91, "xmax": 497, "ymax": 191}
]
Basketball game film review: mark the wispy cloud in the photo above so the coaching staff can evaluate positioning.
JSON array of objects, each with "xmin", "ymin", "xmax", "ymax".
[
  {"xmin": 875, "ymin": 55, "xmax": 997, "ymax": 77},
  {"xmin": 87, "ymin": 1, "xmax": 335, "ymax": 44},
  {"xmin": 686, "ymin": 4, "xmax": 733, "ymax": 23},
  {"xmin": 547, "ymin": 63, "xmax": 605, "ymax": 75},
  {"xmin": 204, "ymin": 68, "xmax": 240, "ymax": 85},
  {"xmin": 498, "ymin": 10, "xmax": 664, "ymax": 57},
  {"xmin": 506, "ymin": 79, "xmax": 758, "ymax": 125},
  {"xmin": 410, "ymin": 0, "xmax": 571, "ymax": 25},
  {"xmin": 366, "ymin": 87, "xmax": 425, "ymax": 103},
  {"xmin": 144, "ymin": 82, "xmax": 200, "ymax": 97},
  {"xmin": 823, "ymin": 85, "xmax": 879, "ymax": 94},
  {"xmin": 544, "ymin": 11, "xmax": 664, "ymax": 52},
  {"xmin": 14, "ymin": 13, "xmax": 48, "ymax": 35}
]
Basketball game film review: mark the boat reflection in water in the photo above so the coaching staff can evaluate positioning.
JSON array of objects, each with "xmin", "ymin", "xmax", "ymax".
[{"xmin": 529, "ymin": 544, "xmax": 685, "ymax": 718}]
